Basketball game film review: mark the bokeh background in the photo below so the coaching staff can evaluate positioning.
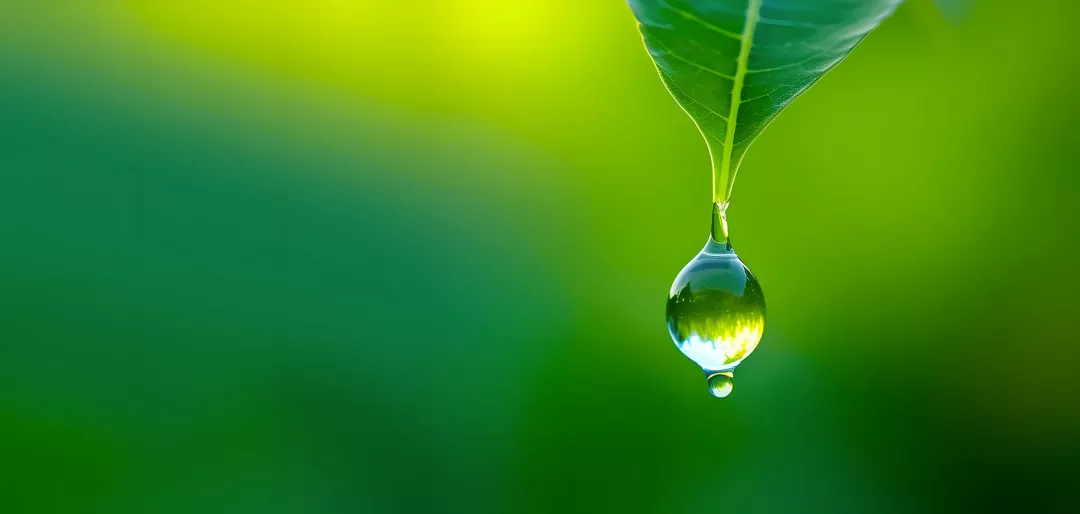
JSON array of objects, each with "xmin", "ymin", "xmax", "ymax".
[{"xmin": 2, "ymin": 1, "xmax": 1078, "ymax": 512}]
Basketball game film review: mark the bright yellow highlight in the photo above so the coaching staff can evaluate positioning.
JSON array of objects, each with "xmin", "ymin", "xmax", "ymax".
[{"xmin": 120, "ymin": 0, "xmax": 596, "ymax": 104}]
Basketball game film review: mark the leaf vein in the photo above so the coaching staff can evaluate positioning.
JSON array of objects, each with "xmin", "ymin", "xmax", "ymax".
[
  {"xmin": 663, "ymin": 72, "xmax": 731, "ymax": 124},
  {"xmin": 717, "ymin": 0, "xmax": 761, "ymax": 202},
  {"xmin": 650, "ymin": 37, "xmax": 736, "ymax": 80},
  {"xmin": 740, "ymin": 84, "xmax": 788, "ymax": 105},
  {"xmin": 746, "ymin": 51, "xmax": 836, "ymax": 74},
  {"xmin": 655, "ymin": 0, "xmax": 743, "ymax": 41},
  {"xmin": 757, "ymin": 16, "xmax": 817, "ymax": 29}
]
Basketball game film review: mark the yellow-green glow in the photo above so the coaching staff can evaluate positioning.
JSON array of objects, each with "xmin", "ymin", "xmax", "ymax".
[{"xmin": 121, "ymin": 0, "xmax": 597, "ymax": 104}]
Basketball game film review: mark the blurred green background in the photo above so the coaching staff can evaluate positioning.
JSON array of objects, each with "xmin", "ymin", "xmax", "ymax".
[{"xmin": 2, "ymin": 1, "xmax": 1078, "ymax": 512}]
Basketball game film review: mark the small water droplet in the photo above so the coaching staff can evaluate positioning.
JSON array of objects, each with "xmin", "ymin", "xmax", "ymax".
[
  {"xmin": 706, "ymin": 372, "xmax": 734, "ymax": 398},
  {"xmin": 667, "ymin": 236, "xmax": 765, "ymax": 398}
]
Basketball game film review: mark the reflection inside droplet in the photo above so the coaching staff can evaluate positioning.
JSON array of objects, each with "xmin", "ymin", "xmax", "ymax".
[{"xmin": 706, "ymin": 372, "xmax": 734, "ymax": 398}]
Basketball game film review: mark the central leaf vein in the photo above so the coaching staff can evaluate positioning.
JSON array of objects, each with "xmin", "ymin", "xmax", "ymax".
[{"xmin": 716, "ymin": 0, "xmax": 761, "ymax": 203}]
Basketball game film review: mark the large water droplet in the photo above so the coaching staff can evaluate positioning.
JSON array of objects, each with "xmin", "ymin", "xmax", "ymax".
[{"xmin": 667, "ymin": 237, "xmax": 765, "ymax": 398}]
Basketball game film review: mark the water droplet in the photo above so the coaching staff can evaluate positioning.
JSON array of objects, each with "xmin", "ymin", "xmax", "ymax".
[
  {"xmin": 667, "ymin": 236, "xmax": 765, "ymax": 398},
  {"xmin": 706, "ymin": 372, "xmax": 734, "ymax": 398}
]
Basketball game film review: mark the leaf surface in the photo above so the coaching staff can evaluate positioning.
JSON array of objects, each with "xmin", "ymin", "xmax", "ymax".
[{"xmin": 628, "ymin": 0, "xmax": 903, "ymax": 201}]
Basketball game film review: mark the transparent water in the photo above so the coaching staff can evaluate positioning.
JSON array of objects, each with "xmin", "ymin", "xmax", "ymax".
[{"xmin": 667, "ymin": 235, "xmax": 765, "ymax": 398}]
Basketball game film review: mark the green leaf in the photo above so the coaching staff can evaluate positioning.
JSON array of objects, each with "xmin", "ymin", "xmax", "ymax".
[{"xmin": 628, "ymin": 0, "xmax": 903, "ymax": 203}]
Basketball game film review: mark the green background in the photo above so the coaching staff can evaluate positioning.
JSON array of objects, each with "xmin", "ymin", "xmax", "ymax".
[{"xmin": 2, "ymin": 1, "xmax": 1078, "ymax": 512}]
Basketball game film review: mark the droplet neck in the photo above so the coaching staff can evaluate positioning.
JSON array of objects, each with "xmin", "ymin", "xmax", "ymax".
[{"xmin": 710, "ymin": 202, "xmax": 733, "ymax": 251}]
